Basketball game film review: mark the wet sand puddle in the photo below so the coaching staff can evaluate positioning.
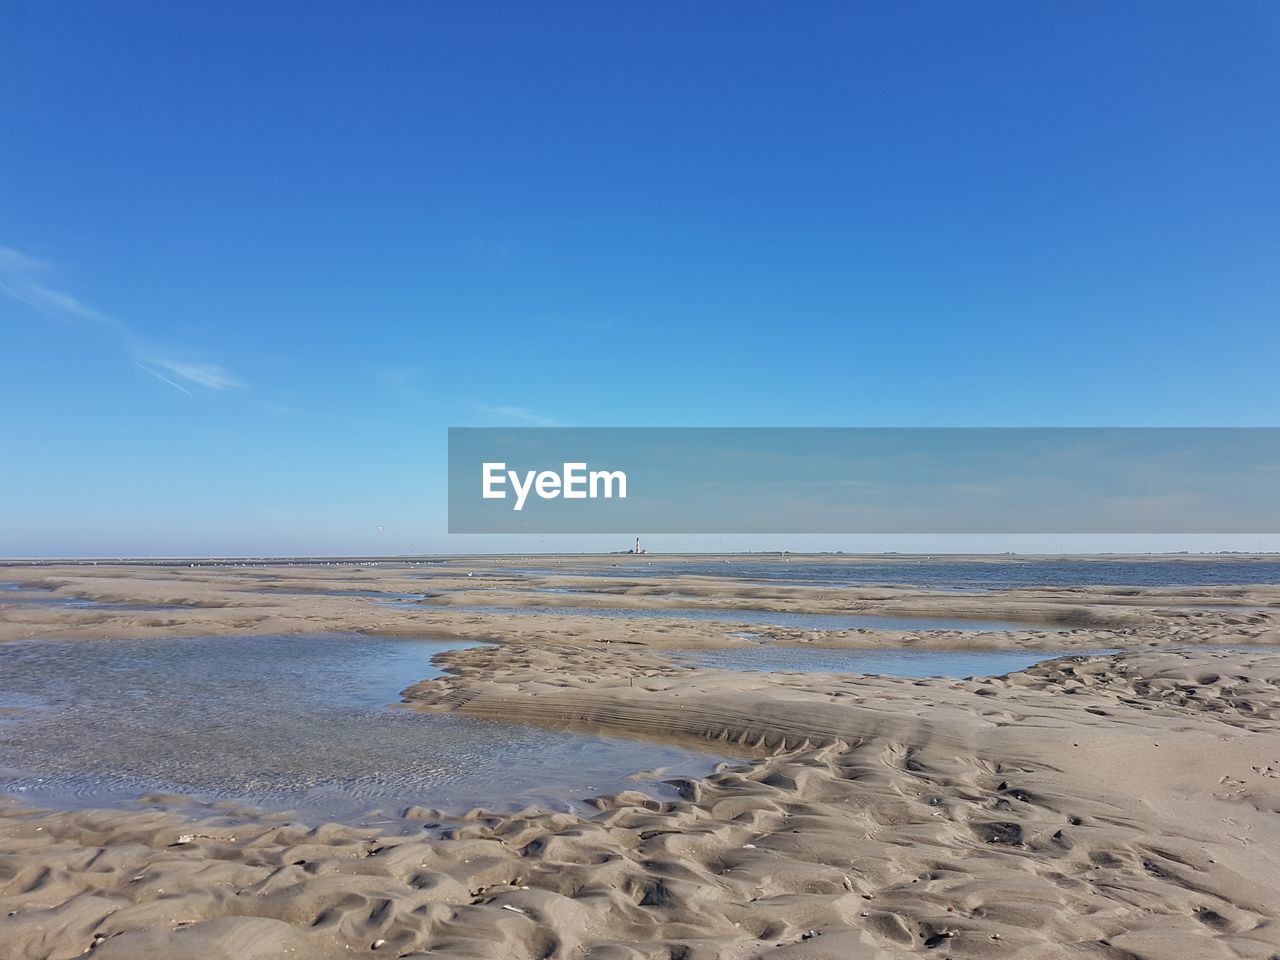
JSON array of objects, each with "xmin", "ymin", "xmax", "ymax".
[
  {"xmin": 0, "ymin": 634, "xmax": 726, "ymax": 826},
  {"xmin": 488, "ymin": 558, "xmax": 1280, "ymax": 590},
  {"xmin": 241, "ymin": 586, "xmax": 431, "ymax": 603},
  {"xmin": 0, "ymin": 582, "xmax": 191, "ymax": 612},
  {"xmin": 422, "ymin": 602, "xmax": 1060, "ymax": 633}
]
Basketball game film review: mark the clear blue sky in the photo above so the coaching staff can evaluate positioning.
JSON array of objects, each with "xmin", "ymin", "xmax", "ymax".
[{"xmin": 2, "ymin": 2, "xmax": 1278, "ymax": 556}]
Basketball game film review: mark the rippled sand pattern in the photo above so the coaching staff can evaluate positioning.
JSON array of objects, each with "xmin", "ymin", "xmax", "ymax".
[
  {"xmin": 0, "ymin": 558, "xmax": 1277, "ymax": 959},
  {"xmin": 669, "ymin": 644, "xmax": 1115, "ymax": 677}
]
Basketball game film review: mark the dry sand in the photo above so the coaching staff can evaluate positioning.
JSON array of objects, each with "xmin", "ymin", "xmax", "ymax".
[{"xmin": 1, "ymin": 558, "xmax": 1278, "ymax": 959}]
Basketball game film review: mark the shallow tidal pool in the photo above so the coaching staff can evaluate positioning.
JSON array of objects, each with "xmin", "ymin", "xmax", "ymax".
[
  {"xmin": 426, "ymin": 602, "xmax": 1059, "ymax": 633},
  {"xmin": 0, "ymin": 634, "xmax": 725, "ymax": 824}
]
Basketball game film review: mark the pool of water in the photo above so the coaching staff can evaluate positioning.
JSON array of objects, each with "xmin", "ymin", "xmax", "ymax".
[
  {"xmin": 503, "ymin": 559, "xmax": 1280, "ymax": 590},
  {"xmin": 0, "ymin": 582, "xmax": 189, "ymax": 612},
  {"xmin": 0, "ymin": 634, "xmax": 725, "ymax": 824},
  {"xmin": 671, "ymin": 646, "xmax": 1108, "ymax": 678},
  {"xmin": 531, "ymin": 587, "xmax": 618, "ymax": 596},
  {"xmin": 250, "ymin": 587, "xmax": 430, "ymax": 602},
  {"xmin": 424, "ymin": 603, "xmax": 1058, "ymax": 633},
  {"xmin": 319, "ymin": 588, "xmax": 427, "ymax": 600}
]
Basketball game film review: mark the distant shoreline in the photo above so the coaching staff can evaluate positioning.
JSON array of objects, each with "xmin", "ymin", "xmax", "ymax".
[{"xmin": 3, "ymin": 550, "xmax": 1280, "ymax": 566}]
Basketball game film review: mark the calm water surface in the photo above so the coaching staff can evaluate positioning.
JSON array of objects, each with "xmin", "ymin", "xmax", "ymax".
[
  {"xmin": 0, "ymin": 582, "xmax": 188, "ymax": 612},
  {"xmin": 0, "ymin": 634, "xmax": 725, "ymax": 824},
  {"xmin": 255, "ymin": 587, "xmax": 431, "ymax": 603},
  {"xmin": 428, "ymin": 603, "xmax": 1059, "ymax": 632},
  {"xmin": 503, "ymin": 559, "xmax": 1280, "ymax": 590}
]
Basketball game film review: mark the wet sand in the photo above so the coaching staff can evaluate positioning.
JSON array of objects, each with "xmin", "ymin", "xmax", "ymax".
[{"xmin": 1, "ymin": 557, "xmax": 1279, "ymax": 959}]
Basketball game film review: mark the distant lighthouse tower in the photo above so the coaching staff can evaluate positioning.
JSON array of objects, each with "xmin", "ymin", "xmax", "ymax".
[{"xmin": 634, "ymin": 536, "xmax": 641, "ymax": 555}]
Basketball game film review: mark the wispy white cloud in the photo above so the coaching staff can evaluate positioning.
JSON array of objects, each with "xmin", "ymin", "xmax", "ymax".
[
  {"xmin": 131, "ymin": 359, "xmax": 194, "ymax": 396},
  {"xmin": 1, "ymin": 245, "xmax": 243, "ymax": 395},
  {"xmin": 0, "ymin": 247, "xmax": 126, "ymax": 334},
  {"xmin": 146, "ymin": 358, "xmax": 242, "ymax": 390},
  {"xmin": 0, "ymin": 247, "xmax": 41, "ymax": 273},
  {"xmin": 479, "ymin": 404, "xmax": 561, "ymax": 427}
]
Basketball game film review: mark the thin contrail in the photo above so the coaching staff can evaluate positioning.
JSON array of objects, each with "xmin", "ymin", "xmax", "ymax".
[{"xmin": 132, "ymin": 359, "xmax": 194, "ymax": 396}]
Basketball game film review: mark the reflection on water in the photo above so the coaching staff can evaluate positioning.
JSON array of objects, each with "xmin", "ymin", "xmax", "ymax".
[
  {"xmin": 0, "ymin": 634, "xmax": 724, "ymax": 823},
  {"xmin": 427, "ymin": 603, "xmax": 1057, "ymax": 632},
  {"xmin": 671, "ymin": 646, "xmax": 1111, "ymax": 678},
  {"xmin": 0, "ymin": 582, "xmax": 188, "ymax": 612},
  {"xmin": 496, "ymin": 559, "xmax": 1280, "ymax": 590},
  {"xmin": 293, "ymin": 588, "xmax": 428, "ymax": 601}
]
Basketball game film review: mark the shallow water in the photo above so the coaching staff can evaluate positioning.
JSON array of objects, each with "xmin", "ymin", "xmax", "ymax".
[
  {"xmin": 0, "ymin": 582, "xmax": 188, "ymax": 612},
  {"xmin": 502, "ymin": 559, "xmax": 1280, "ymax": 590},
  {"xmin": 427, "ymin": 603, "xmax": 1058, "ymax": 633},
  {"xmin": 247, "ymin": 586, "xmax": 430, "ymax": 603},
  {"xmin": 303, "ymin": 588, "xmax": 429, "ymax": 601},
  {"xmin": 671, "ymin": 646, "xmax": 1108, "ymax": 678},
  {"xmin": 0, "ymin": 634, "xmax": 724, "ymax": 824}
]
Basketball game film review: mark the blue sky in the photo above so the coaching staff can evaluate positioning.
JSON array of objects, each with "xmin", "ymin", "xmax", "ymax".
[{"xmin": 2, "ymin": 2, "xmax": 1278, "ymax": 556}]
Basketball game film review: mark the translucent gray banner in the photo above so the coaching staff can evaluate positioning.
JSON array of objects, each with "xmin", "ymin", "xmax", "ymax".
[{"xmin": 447, "ymin": 428, "xmax": 1280, "ymax": 534}]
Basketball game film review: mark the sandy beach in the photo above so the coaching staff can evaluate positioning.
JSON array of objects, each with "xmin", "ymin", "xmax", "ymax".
[
  {"xmin": 10, "ymin": 1, "xmax": 1278, "ymax": 955},
  {"xmin": 1, "ymin": 557, "xmax": 1279, "ymax": 959}
]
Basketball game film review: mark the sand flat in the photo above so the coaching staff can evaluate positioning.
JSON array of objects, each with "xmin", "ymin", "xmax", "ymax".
[{"xmin": 1, "ymin": 558, "xmax": 1278, "ymax": 959}]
